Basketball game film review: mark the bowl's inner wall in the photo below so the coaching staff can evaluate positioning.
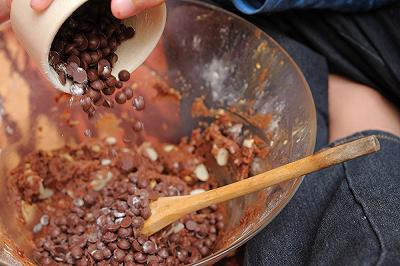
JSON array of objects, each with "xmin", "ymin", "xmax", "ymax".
[{"xmin": 0, "ymin": 0, "xmax": 315, "ymax": 265}]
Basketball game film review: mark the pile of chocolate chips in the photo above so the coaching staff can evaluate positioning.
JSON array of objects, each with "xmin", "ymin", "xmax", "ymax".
[
  {"xmin": 12, "ymin": 136, "xmax": 225, "ymax": 265},
  {"xmin": 48, "ymin": 0, "xmax": 145, "ymax": 119},
  {"xmin": 32, "ymin": 177, "xmax": 222, "ymax": 265}
]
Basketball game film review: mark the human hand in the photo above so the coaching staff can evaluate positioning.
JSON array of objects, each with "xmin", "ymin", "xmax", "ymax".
[
  {"xmin": 111, "ymin": 0, "xmax": 165, "ymax": 19},
  {"xmin": 0, "ymin": 0, "xmax": 165, "ymax": 23}
]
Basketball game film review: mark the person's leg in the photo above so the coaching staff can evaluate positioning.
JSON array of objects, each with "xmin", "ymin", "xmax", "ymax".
[{"xmin": 328, "ymin": 75, "xmax": 400, "ymax": 142}]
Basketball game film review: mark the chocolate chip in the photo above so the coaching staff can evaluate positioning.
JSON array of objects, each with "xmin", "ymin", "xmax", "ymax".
[
  {"xmin": 57, "ymin": 71, "xmax": 66, "ymax": 85},
  {"xmin": 116, "ymin": 81, "xmax": 123, "ymax": 89},
  {"xmin": 97, "ymin": 59, "xmax": 111, "ymax": 76},
  {"xmin": 141, "ymin": 207, "xmax": 151, "ymax": 219},
  {"xmin": 120, "ymin": 156, "xmax": 135, "ymax": 173},
  {"xmin": 102, "ymin": 87, "xmax": 115, "ymax": 96},
  {"xmin": 67, "ymin": 55, "xmax": 81, "ymax": 66},
  {"xmin": 177, "ymin": 249, "xmax": 188, "ymax": 262},
  {"xmin": 102, "ymin": 232, "xmax": 117, "ymax": 243},
  {"xmin": 118, "ymin": 70, "xmax": 130, "ymax": 82},
  {"xmin": 125, "ymin": 27, "xmax": 135, "ymax": 38},
  {"xmin": 103, "ymin": 98, "xmax": 115, "ymax": 108},
  {"xmin": 52, "ymin": 41, "xmax": 64, "ymax": 53},
  {"xmin": 217, "ymin": 221, "xmax": 224, "ymax": 229},
  {"xmin": 64, "ymin": 43, "xmax": 76, "ymax": 55},
  {"xmin": 79, "ymin": 52, "xmax": 91, "ymax": 67},
  {"xmin": 118, "ymin": 227, "xmax": 132, "ymax": 238},
  {"xmin": 77, "ymin": 36, "xmax": 89, "ymax": 51},
  {"xmin": 132, "ymin": 120, "xmax": 144, "ymax": 132},
  {"xmin": 66, "ymin": 62, "xmax": 79, "ymax": 77},
  {"xmin": 123, "ymin": 87, "xmax": 133, "ymax": 100},
  {"xmin": 209, "ymin": 225, "xmax": 217, "ymax": 234},
  {"xmin": 99, "ymin": 36, "xmax": 108, "ymax": 49},
  {"xmin": 92, "ymin": 250, "xmax": 104, "ymax": 261},
  {"xmin": 199, "ymin": 246, "xmax": 209, "ymax": 256},
  {"xmin": 87, "ymin": 34, "xmax": 100, "ymax": 50},
  {"xmin": 40, "ymin": 257, "xmax": 54, "ymax": 265},
  {"xmin": 142, "ymin": 241, "xmax": 156, "ymax": 254},
  {"xmin": 113, "ymin": 248, "xmax": 126, "ymax": 262},
  {"xmin": 49, "ymin": 51, "xmax": 60, "ymax": 66},
  {"xmin": 185, "ymin": 220, "xmax": 198, "ymax": 231},
  {"xmin": 131, "ymin": 217, "xmax": 144, "ymax": 228},
  {"xmin": 147, "ymin": 255, "xmax": 159, "ymax": 266},
  {"xmin": 158, "ymin": 248, "xmax": 169, "ymax": 259},
  {"xmin": 71, "ymin": 246, "xmax": 83, "ymax": 259},
  {"xmin": 68, "ymin": 18, "xmax": 78, "ymax": 28},
  {"xmin": 102, "ymin": 47, "xmax": 111, "ymax": 57},
  {"xmin": 86, "ymin": 69, "xmax": 98, "ymax": 82},
  {"xmin": 132, "ymin": 96, "xmax": 145, "ymax": 110},
  {"xmin": 117, "ymin": 239, "xmax": 130, "ymax": 250},
  {"xmin": 90, "ymin": 51, "xmax": 101, "ymax": 65},
  {"xmin": 108, "ymin": 53, "xmax": 118, "ymax": 67},
  {"xmin": 73, "ymin": 67, "xmax": 88, "ymax": 84},
  {"xmin": 105, "ymin": 223, "xmax": 120, "ymax": 232},
  {"xmin": 105, "ymin": 76, "xmax": 118, "ymax": 87},
  {"xmin": 90, "ymin": 80, "xmax": 105, "ymax": 91},
  {"xmin": 120, "ymin": 217, "xmax": 132, "ymax": 228},
  {"xmin": 102, "ymin": 248, "xmax": 112, "ymax": 259},
  {"xmin": 134, "ymin": 252, "xmax": 147, "ymax": 263},
  {"xmin": 112, "ymin": 91, "xmax": 126, "ymax": 104},
  {"xmin": 73, "ymin": 34, "xmax": 85, "ymax": 46}
]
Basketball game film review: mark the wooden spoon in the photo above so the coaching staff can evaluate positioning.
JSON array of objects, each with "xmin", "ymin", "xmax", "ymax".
[{"xmin": 142, "ymin": 135, "xmax": 380, "ymax": 236}]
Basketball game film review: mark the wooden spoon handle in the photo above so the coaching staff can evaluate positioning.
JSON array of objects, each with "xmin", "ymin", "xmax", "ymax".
[
  {"xmin": 184, "ymin": 135, "xmax": 380, "ymax": 212},
  {"xmin": 142, "ymin": 136, "xmax": 380, "ymax": 236}
]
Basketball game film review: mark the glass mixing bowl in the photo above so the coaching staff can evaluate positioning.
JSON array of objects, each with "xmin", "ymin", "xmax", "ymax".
[{"xmin": 0, "ymin": 0, "xmax": 316, "ymax": 265}]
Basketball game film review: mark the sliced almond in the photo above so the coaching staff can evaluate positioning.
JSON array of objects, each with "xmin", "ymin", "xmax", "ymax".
[
  {"xmin": 163, "ymin": 145, "xmax": 175, "ymax": 152},
  {"xmin": 190, "ymin": 189, "xmax": 206, "ymax": 195},
  {"xmin": 101, "ymin": 159, "xmax": 112, "ymax": 166},
  {"xmin": 172, "ymin": 222, "xmax": 185, "ymax": 234},
  {"xmin": 39, "ymin": 188, "xmax": 54, "ymax": 200},
  {"xmin": 105, "ymin": 136, "xmax": 117, "ymax": 145},
  {"xmin": 242, "ymin": 138, "xmax": 254, "ymax": 148},
  {"xmin": 194, "ymin": 164, "xmax": 209, "ymax": 181},
  {"xmin": 91, "ymin": 145, "xmax": 101, "ymax": 153},
  {"xmin": 215, "ymin": 148, "xmax": 229, "ymax": 166},
  {"xmin": 143, "ymin": 147, "xmax": 158, "ymax": 161},
  {"xmin": 21, "ymin": 201, "xmax": 37, "ymax": 224},
  {"xmin": 90, "ymin": 171, "xmax": 113, "ymax": 191}
]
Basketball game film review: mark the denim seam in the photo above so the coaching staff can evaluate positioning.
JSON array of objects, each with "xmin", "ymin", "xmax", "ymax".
[{"xmin": 343, "ymin": 162, "xmax": 386, "ymax": 266}]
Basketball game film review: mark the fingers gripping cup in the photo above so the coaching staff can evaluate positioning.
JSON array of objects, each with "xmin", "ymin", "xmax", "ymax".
[{"xmin": 10, "ymin": 0, "xmax": 166, "ymax": 94}]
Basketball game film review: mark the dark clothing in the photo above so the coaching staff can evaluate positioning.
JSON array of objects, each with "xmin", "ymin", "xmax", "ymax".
[
  {"xmin": 208, "ymin": 1, "xmax": 400, "ymax": 265},
  {"xmin": 232, "ymin": 0, "xmax": 398, "ymax": 13}
]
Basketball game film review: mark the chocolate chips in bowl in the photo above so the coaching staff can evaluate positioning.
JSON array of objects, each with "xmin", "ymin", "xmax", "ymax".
[
  {"xmin": 8, "ymin": 115, "xmax": 265, "ymax": 265},
  {"xmin": 48, "ymin": 0, "xmax": 140, "ymax": 118}
]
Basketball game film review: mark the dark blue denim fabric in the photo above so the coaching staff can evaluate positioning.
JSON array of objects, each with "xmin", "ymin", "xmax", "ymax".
[
  {"xmin": 231, "ymin": 0, "xmax": 397, "ymax": 14},
  {"xmin": 243, "ymin": 130, "xmax": 400, "ymax": 266}
]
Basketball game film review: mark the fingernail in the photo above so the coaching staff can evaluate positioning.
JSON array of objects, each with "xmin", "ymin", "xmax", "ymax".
[
  {"xmin": 30, "ymin": 0, "xmax": 48, "ymax": 11},
  {"xmin": 112, "ymin": 0, "xmax": 135, "ymax": 19},
  {"xmin": 30, "ymin": 0, "xmax": 40, "ymax": 10}
]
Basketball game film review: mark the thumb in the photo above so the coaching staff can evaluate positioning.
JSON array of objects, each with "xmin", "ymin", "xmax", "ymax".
[
  {"xmin": 111, "ymin": 0, "xmax": 164, "ymax": 19},
  {"xmin": 30, "ymin": 0, "xmax": 54, "ymax": 11}
]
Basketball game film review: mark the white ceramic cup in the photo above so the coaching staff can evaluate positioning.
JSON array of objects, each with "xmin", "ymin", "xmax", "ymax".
[{"xmin": 10, "ymin": 0, "xmax": 166, "ymax": 94}]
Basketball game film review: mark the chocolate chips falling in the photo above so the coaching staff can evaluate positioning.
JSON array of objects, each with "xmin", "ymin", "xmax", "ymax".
[{"xmin": 49, "ymin": 0, "xmax": 145, "ymax": 130}]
